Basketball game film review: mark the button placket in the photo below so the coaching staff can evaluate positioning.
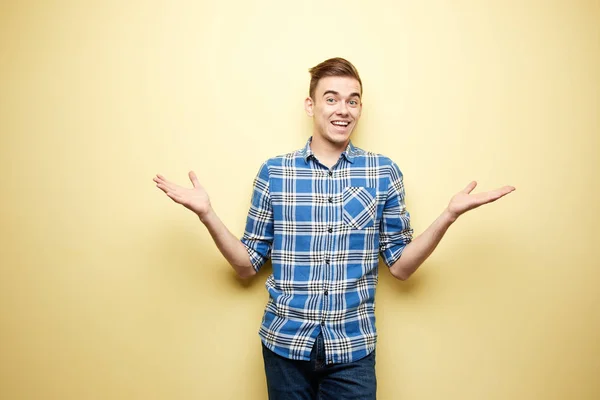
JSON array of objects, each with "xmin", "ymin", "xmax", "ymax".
[{"xmin": 322, "ymin": 167, "xmax": 335, "ymax": 334}]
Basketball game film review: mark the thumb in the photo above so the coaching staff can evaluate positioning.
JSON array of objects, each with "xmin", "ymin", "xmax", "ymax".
[
  {"xmin": 462, "ymin": 181, "xmax": 477, "ymax": 194},
  {"xmin": 188, "ymin": 171, "xmax": 200, "ymax": 188}
]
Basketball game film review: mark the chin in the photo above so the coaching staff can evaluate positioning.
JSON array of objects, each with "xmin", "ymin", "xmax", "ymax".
[
  {"xmin": 328, "ymin": 131, "xmax": 352, "ymax": 143},
  {"xmin": 323, "ymin": 136, "xmax": 347, "ymax": 146}
]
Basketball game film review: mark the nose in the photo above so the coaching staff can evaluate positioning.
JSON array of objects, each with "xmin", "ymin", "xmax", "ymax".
[{"xmin": 336, "ymin": 101, "xmax": 349, "ymax": 116}]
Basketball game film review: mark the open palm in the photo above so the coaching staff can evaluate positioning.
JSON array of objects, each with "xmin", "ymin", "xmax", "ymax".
[
  {"xmin": 153, "ymin": 171, "xmax": 211, "ymax": 217},
  {"xmin": 447, "ymin": 181, "xmax": 515, "ymax": 219}
]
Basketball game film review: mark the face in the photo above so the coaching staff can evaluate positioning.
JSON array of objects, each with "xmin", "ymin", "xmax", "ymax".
[{"xmin": 305, "ymin": 76, "xmax": 362, "ymax": 147}]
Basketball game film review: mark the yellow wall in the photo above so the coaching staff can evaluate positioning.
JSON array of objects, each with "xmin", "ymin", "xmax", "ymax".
[{"xmin": 1, "ymin": 0, "xmax": 599, "ymax": 399}]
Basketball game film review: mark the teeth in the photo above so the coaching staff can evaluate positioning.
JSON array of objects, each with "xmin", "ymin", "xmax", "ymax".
[{"xmin": 332, "ymin": 121, "xmax": 349, "ymax": 126}]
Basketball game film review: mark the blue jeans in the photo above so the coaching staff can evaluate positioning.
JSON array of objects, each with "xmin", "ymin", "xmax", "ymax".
[{"xmin": 262, "ymin": 333, "xmax": 377, "ymax": 399}]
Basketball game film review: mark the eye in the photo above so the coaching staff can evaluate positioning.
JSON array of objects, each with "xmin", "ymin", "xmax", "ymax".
[
  {"xmin": 349, "ymin": 100, "xmax": 358, "ymax": 106},
  {"xmin": 326, "ymin": 98, "xmax": 336, "ymax": 104}
]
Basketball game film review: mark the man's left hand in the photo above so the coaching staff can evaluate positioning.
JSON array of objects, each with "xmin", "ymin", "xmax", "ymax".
[{"xmin": 446, "ymin": 181, "xmax": 516, "ymax": 220}]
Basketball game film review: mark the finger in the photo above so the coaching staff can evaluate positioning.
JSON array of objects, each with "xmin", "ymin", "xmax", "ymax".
[
  {"xmin": 155, "ymin": 174, "xmax": 180, "ymax": 188},
  {"xmin": 155, "ymin": 183, "xmax": 170, "ymax": 194},
  {"xmin": 155, "ymin": 174, "xmax": 174, "ymax": 183},
  {"xmin": 155, "ymin": 176, "xmax": 180, "ymax": 192},
  {"xmin": 489, "ymin": 186, "xmax": 516, "ymax": 200},
  {"xmin": 155, "ymin": 174, "xmax": 168, "ymax": 184},
  {"xmin": 156, "ymin": 183, "xmax": 182, "ymax": 198},
  {"xmin": 166, "ymin": 191, "xmax": 184, "ymax": 203},
  {"xmin": 476, "ymin": 186, "xmax": 515, "ymax": 204},
  {"xmin": 154, "ymin": 175, "xmax": 169, "ymax": 186},
  {"xmin": 462, "ymin": 181, "xmax": 477, "ymax": 194},
  {"xmin": 189, "ymin": 171, "xmax": 200, "ymax": 188}
]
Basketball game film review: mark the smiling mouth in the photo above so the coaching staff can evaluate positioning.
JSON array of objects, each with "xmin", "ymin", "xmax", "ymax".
[{"xmin": 331, "ymin": 121, "xmax": 350, "ymax": 127}]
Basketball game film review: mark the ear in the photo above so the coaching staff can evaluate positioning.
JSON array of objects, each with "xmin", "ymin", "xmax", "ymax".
[{"xmin": 304, "ymin": 97, "xmax": 314, "ymax": 117}]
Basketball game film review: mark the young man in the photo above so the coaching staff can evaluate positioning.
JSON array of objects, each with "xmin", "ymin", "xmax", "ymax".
[{"xmin": 154, "ymin": 58, "xmax": 515, "ymax": 399}]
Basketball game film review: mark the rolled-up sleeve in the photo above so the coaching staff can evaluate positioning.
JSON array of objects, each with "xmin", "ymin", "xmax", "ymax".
[
  {"xmin": 379, "ymin": 162, "xmax": 413, "ymax": 267},
  {"xmin": 241, "ymin": 162, "xmax": 274, "ymax": 272}
]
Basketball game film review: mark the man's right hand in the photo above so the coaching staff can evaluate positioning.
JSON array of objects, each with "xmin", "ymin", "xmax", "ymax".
[{"xmin": 154, "ymin": 171, "xmax": 212, "ymax": 219}]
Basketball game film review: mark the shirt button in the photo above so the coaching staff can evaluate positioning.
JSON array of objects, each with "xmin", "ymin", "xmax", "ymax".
[
  {"xmin": 325, "ymin": 259, "xmax": 330, "ymax": 264},
  {"xmin": 328, "ymin": 227, "xmax": 333, "ymax": 233},
  {"xmin": 324, "ymin": 290, "xmax": 329, "ymax": 295},
  {"xmin": 328, "ymin": 171, "xmax": 333, "ymax": 177},
  {"xmin": 321, "ymin": 321, "xmax": 325, "ymax": 326},
  {"xmin": 328, "ymin": 197, "xmax": 333, "ymax": 203}
]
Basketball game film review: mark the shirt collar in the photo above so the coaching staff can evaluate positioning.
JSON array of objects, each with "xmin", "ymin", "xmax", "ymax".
[{"xmin": 301, "ymin": 137, "xmax": 356, "ymax": 164}]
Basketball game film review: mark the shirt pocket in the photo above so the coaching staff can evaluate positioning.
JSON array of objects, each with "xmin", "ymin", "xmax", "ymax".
[{"xmin": 342, "ymin": 186, "xmax": 377, "ymax": 230}]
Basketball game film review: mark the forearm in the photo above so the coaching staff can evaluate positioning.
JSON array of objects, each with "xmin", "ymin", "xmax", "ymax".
[
  {"xmin": 199, "ymin": 208, "xmax": 255, "ymax": 278},
  {"xmin": 389, "ymin": 208, "xmax": 457, "ymax": 280}
]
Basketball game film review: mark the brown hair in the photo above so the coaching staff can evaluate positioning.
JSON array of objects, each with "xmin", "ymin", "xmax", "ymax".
[{"xmin": 308, "ymin": 57, "xmax": 362, "ymax": 99}]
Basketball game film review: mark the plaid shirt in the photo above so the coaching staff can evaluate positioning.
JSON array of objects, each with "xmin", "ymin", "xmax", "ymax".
[{"xmin": 241, "ymin": 138, "xmax": 413, "ymax": 364}]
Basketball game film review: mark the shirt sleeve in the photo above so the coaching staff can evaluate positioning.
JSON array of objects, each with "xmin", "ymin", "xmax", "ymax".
[
  {"xmin": 241, "ymin": 162, "xmax": 274, "ymax": 272},
  {"xmin": 379, "ymin": 162, "xmax": 414, "ymax": 267}
]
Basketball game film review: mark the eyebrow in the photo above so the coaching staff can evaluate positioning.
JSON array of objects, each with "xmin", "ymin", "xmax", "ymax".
[{"xmin": 322, "ymin": 90, "xmax": 361, "ymax": 99}]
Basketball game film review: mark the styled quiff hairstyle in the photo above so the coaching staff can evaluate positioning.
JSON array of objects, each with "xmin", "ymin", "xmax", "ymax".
[{"xmin": 308, "ymin": 57, "xmax": 362, "ymax": 99}]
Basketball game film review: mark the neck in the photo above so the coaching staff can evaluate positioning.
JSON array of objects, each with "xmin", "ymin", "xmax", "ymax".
[{"xmin": 310, "ymin": 134, "xmax": 349, "ymax": 168}]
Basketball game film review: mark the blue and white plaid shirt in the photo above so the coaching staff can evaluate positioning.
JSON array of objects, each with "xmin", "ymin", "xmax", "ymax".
[{"xmin": 241, "ymin": 137, "xmax": 413, "ymax": 364}]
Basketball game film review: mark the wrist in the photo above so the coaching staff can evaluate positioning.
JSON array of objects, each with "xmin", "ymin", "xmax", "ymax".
[
  {"xmin": 442, "ymin": 208, "xmax": 459, "ymax": 224},
  {"xmin": 198, "ymin": 207, "xmax": 216, "ymax": 224}
]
